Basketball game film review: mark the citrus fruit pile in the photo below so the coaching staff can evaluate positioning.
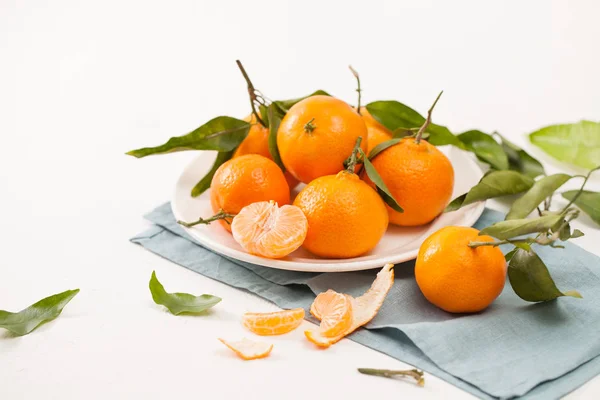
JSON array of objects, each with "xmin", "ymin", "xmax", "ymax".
[
  {"xmin": 219, "ymin": 264, "xmax": 394, "ymax": 360},
  {"xmin": 178, "ymin": 90, "xmax": 455, "ymax": 260}
]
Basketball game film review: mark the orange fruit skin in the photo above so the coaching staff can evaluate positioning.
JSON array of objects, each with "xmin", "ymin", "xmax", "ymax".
[
  {"xmin": 210, "ymin": 154, "xmax": 290, "ymax": 232},
  {"xmin": 293, "ymin": 171, "xmax": 388, "ymax": 258},
  {"xmin": 277, "ymin": 96, "xmax": 368, "ymax": 184},
  {"xmin": 233, "ymin": 114, "xmax": 299, "ymax": 189},
  {"xmin": 364, "ymin": 137, "xmax": 454, "ymax": 226},
  {"xmin": 360, "ymin": 107, "xmax": 393, "ymax": 154},
  {"xmin": 415, "ymin": 226, "xmax": 507, "ymax": 313}
]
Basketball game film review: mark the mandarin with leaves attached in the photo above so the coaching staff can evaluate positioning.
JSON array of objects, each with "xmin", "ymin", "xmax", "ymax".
[
  {"xmin": 233, "ymin": 114, "xmax": 298, "ymax": 189},
  {"xmin": 415, "ymin": 226, "xmax": 506, "ymax": 313},
  {"xmin": 293, "ymin": 139, "xmax": 388, "ymax": 258},
  {"xmin": 210, "ymin": 154, "xmax": 290, "ymax": 232},
  {"xmin": 277, "ymin": 95, "xmax": 368, "ymax": 184}
]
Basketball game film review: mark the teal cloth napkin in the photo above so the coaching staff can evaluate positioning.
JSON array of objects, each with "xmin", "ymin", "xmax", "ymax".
[{"xmin": 132, "ymin": 203, "xmax": 600, "ymax": 399}]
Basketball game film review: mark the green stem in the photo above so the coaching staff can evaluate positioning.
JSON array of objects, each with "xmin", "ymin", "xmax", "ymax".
[
  {"xmin": 235, "ymin": 60, "xmax": 267, "ymax": 128},
  {"xmin": 349, "ymin": 65, "xmax": 362, "ymax": 114},
  {"xmin": 177, "ymin": 209, "xmax": 236, "ymax": 228},
  {"xmin": 561, "ymin": 166, "xmax": 600, "ymax": 212},
  {"xmin": 345, "ymin": 136, "xmax": 363, "ymax": 173},
  {"xmin": 358, "ymin": 368, "xmax": 425, "ymax": 387},
  {"xmin": 415, "ymin": 91, "xmax": 443, "ymax": 144},
  {"xmin": 304, "ymin": 118, "xmax": 316, "ymax": 133}
]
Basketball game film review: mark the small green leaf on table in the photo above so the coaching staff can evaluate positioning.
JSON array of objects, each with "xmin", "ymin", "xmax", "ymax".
[
  {"xmin": 361, "ymin": 151, "xmax": 403, "ymax": 212},
  {"xmin": 149, "ymin": 271, "xmax": 221, "ymax": 315},
  {"xmin": 267, "ymin": 103, "xmax": 286, "ymax": 170},
  {"xmin": 458, "ymin": 130, "xmax": 509, "ymax": 170},
  {"xmin": 445, "ymin": 170, "xmax": 534, "ymax": 212},
  {"xmin": 480, "ymin": 215, "xmax": 563, "ymax": 240},
  {"xmin": 0, "ymin": 289, "xmax": 79, "ymax": 336},
  {"xmin": 562, "ymin": 190, "xmax": 600, "ymax": 225},
  {"xmin": 365, "ymin": 101, "xmax": 464, "ymax": 148},
  {"xmin": 508, "ymin": 248, "xmax": 581, "ymax": 302},
  {"xmin": 506, "ymin": 174, "xmax": 571, "ymax": 220},
  {"xmin": 529, "ymin": 120, "xmax": 600, "ymax": 169},
  {"xmin": 190, "ymin": 150, "xmax": 234, "ymax": 197},
  {"xmin": 496, "ymin": 133, "xmax": 545, "ymax": 179},
  {"xmin": 126, "ymin": 116, "xmax": 250, "ymax": 158}
]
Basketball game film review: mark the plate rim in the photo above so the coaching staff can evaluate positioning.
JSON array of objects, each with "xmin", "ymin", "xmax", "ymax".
[{"xmin": 172, "ymin": 149, "xmax": 486, "ymax": 272}]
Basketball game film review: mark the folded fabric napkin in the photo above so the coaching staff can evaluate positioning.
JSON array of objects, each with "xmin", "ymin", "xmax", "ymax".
[{"xmin": 132, "ymin": 203, "xmax": 600, "ymax": 399}]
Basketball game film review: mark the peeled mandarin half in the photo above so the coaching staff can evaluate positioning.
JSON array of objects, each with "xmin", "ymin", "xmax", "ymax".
[
  {"xmin": 242, "ymin": 308, "xmax": 305, "ymax": 336},
  {"xmin": 218, "ymin": 338, "xmax": 273, "ymax": 360},
  {"xmin": 231, "ymin": 201, "xmax": 308, "ymax": 259},
  {"xmin": 305, "ymin": 263, "xmax": 395, "ymax": 348},
  {"xmin": 309, "ymin": 290, "xmax": 353, "ymax": 338}
]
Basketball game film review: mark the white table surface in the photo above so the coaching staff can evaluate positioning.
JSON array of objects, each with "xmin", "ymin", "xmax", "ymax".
[{"xmin": 1, "ymin": 1, "xmax": 599, "ymax": 399}]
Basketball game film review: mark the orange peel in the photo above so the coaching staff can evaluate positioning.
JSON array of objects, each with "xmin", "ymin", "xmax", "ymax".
[
  {"xmin": 242, "ymin": 307, "xmax": 305, "ymax": 336},
  {"xmin": 305, "ymin": 263, "xmax": 395, "ymax": 348},
  {"xmin": 218, "ymin": 338, "xmax": 273, "ymax": 360}
]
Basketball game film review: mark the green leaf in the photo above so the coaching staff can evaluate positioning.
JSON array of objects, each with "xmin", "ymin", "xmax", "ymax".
[
  {"xmin": 445, "ymin": 170, "xmax": 534, "ymax": 212},
  {"xmin": 457, "ymin": 130, "xmax": 509, "ymax": 170},
  {"xmin": 508, "ymin": 248, "xmax": 581, "ymax": 302},
  {"xmin": 480, "ymin": 215, "xmax": 562, "ymax": 240},
  {"xmin": 366, "ymin": 101, "xmax": 464, "ymax": 148},
  {"xmin": 572, "ymin": 229, "xmax": 585, "ymax": 238},
  {"xmin": 259, "ymin": 105, "xmax": 269, "ymax": 128},
  {"xmin": 368, "ymin": 138, "xmax": 403, "ymax": 160},
  {"xmin": 273, "ymin": 90, "xmax": 330, "ymax": 113},
  {"xmin": 496, "ymin": 133, "xmax": 545, "ymax": 178},
  {"xmin": 529, "ymin": 120, "xmax": 600, "ymax": 169},
  {"xmin": 190, "ymin": 150, "xmax": 234, "ymax": 197},
  {"xmin": 126, "ymin": 116, "xmax": 250, "ymax": 158},
  {"xmin": 506, "ymin": 174, "xmax": 571, "ymax": 220},
  {"xmin": 149, "ymin": 271, "xmax": 221, "ymax": 315},
  {"xmin": 267, "ymin": 104, "xmax": 285, "ymax": 170},
  {"xmin": 0, "ymin": 289, "xmax": 79, "ymax": 336},
  {"xmin": 562, "ymin": 190, "xmax": 600, "ymax": 225},
  {"xmin": 361, "ymin": 152, "xmax": 403, "ymax": 212}
]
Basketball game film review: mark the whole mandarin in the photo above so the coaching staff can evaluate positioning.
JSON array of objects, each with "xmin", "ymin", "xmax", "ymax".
[
  {"xmin": 415, "ymin": 226, "xmax": 507, "ymax": 313},
  {"xmin": 210, "ymin": 154, "xmax": 290, "ymax": 232},
  {"xmin": 277, "ymin": 96, "xmax": 368, "ymax": 184}
]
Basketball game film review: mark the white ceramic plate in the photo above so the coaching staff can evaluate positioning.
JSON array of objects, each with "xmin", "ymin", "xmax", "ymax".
[{"xmin": 172, "ymin": 146, "xmax": 485, "ymax": 272}]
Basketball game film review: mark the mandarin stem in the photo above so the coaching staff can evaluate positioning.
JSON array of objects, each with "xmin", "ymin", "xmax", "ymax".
[
  {"xmin": 235, "ymin": 60, "xmax": 267, "ymax": 128},
  {"xmin": 561, "ymin": 165, "xmax": 600, "ymax": 212},
  {"xmin": 177, "ymin": 209, "xmax": 236, "ymax": 228},
  {"xmin": 349, "ymin": 65, "xmax": 362, "ymax": 114},
  {"xmin": 358, "ymin": 368, "xmax": 425, "ymax": 386},
  {"xmin": 415, "ymin": 90, "xmax": 443, "ymax": 144},
  {"xmin": 345, "ymin": 136, "xmax": 363, "ymax": 173}
]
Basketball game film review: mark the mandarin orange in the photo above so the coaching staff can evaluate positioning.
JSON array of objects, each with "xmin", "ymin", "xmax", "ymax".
[
  {"xmin": 415, "ymin": 226, "xmax": 507, "ymax": 313},
  {"xmin": 277, "ymin": 95, "xmax": 368, "ymax": 183},
  {"xmin": 210, "ymin": 154, "xmax": 290, "ymax": 232},
  {"xmin": 364, "ymin": 137, "xmax": 454, "ymax": 226},
  {"xmin": 293, "ymin": 169, "xmax": 388, "ymax": 258},
  {"xmin": 360, "ymin": 107, "xmax": 393, "ymax": 154},
  {"xmin": 233, "ymin": 114, "xmax": 298, "ymax": 189}
]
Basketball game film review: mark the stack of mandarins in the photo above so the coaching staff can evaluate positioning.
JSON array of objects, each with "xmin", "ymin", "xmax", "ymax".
[{"xmin": 193, "ymin": 93, "xmax": 455, "ymax": 259}]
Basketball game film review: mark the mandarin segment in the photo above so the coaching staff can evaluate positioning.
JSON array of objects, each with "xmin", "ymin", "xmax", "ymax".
[
  {"xmin": 231, "ymin": 201, "xmax": 308, "ymax": 259},
  {"xmin": 210, "ymin": 154, "xmax": 290, "ymax": 232},
  {"xmin": 415, "ymin": 226, "xmax": 507, "ymax": 313},
  {"xmin": 218, "ymin": 338, "xmax": 273, "ymax": 360},
  {"xmin": 242, "ymin": 308, "xmax": 305, "ymax": 336},
  {"xmin": 277, "ymin": 95, "xmax": 368, "ymax": 184},
  {"xmin": 293, "ymin": 171, "xmax": 388, "ymax": 258},
  {"xmin": 305, "ymin": 264, "xmax": 395, "ymax": 347},
  {"xmin": 316, "ymin": 291, "xmax": 353, "ymax": 338}
]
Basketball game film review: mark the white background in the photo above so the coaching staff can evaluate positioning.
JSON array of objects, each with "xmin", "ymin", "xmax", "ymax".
[{"xmin": 1, "ymin": 1, "xmax": 599, "ymax": 399}]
